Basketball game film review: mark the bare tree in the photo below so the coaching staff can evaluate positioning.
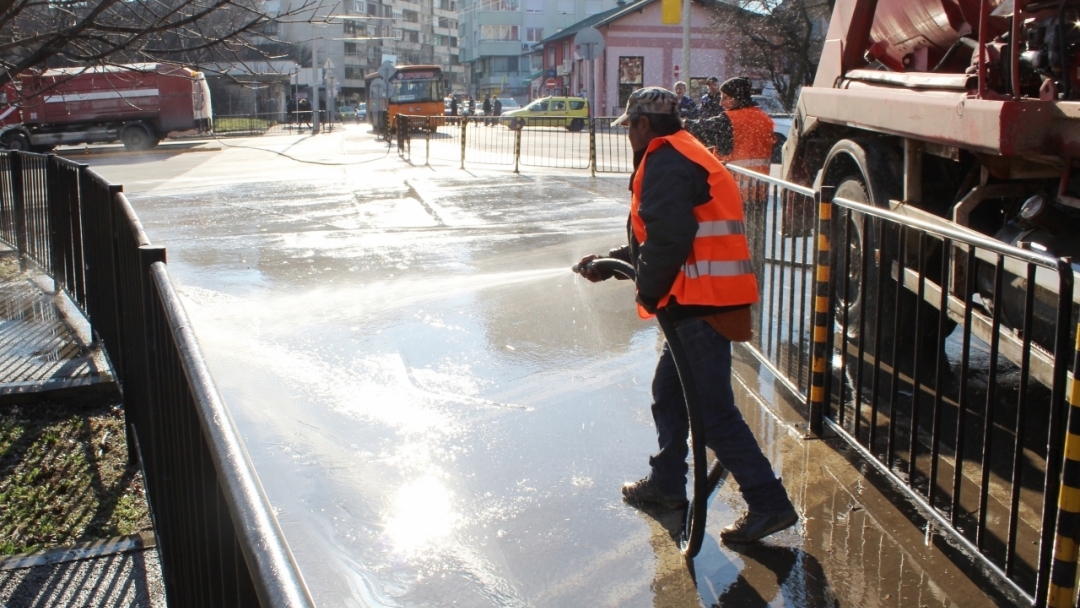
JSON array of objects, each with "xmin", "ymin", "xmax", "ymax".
[
  {"xmin": 0, "ymin": 0, "xmax": 323, "ymax": 89},
  {"xmin": 715, "ymin": 0, "xmax": 831, "ymax": 111}
]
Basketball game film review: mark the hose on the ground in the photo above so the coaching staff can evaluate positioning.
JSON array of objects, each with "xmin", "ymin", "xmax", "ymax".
[{"xmin": 573, "ymin": 257, "xmax": 726, "ymax": 559}]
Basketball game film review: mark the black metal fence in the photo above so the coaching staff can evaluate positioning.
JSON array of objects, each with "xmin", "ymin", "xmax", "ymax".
[
  {"xmin": 731, "ymin": 164, "xmax": 1079, "ymax": 607},
  {"xmin": 0, "ymin": 150, "xmax": 315, "ymax": 608},
  {"xmin": 394, "ymin": 115, "xmax": 633, "ymax": 173}
]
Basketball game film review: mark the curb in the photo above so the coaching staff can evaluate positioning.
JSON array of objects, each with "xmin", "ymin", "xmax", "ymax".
[{"xmin": 0, "ymin": 532, "xmax": 156, "ymax": 571}]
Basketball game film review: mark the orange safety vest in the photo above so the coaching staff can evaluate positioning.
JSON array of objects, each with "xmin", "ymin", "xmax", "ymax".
[
  {"xmin": 716, "ymin": 106, "xmax": 775, "ymax": 174},
  {"xmin": 631, "ymin": 130, "xmax": 759, "ymax": 319}
]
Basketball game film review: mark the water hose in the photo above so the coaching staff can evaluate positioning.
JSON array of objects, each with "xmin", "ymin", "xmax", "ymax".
[{"xmin": 573, "ymin": 258, "xmax": 727, "ymax": 559}]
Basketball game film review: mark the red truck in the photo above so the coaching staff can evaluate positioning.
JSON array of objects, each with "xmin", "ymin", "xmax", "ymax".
[
  {"xmin": 784, "ymin": 0, "xmax": 1080, "ymax": 356},
  {"xmin": 0, "ymin": 63, "xmax": 213, "ymax": 152}
]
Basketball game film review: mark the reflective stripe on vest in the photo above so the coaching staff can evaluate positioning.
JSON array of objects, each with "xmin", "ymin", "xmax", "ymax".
[
  {"xmin": 716, "ymin": 106, "xmax": 774, "ymax": 167},
  {"xmin": 683, "ymin": 259, "xmax": 754, "ymax": 279},
  {"xmin": 631, "ymin": 130, "xmax": 758, "ymax": 318},
  {"xmin": 697, "ymin": 219, "xmax": 746, "ymax": 237}
]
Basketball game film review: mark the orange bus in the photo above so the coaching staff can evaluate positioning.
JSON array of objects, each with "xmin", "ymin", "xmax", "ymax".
[{"xmin": 365, "ymin": 65, "xmax": 444, "ymax": 132}]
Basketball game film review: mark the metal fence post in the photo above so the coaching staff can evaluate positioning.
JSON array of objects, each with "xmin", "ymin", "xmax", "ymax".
[
  {"xmin": 1048, "ymin": 322, "xmax": 1080, "ymax": 608},
  {"xmin": 10, "ymin": 151, "xmax": 26, "ymax": 266},
  {"xmin": 426, "ymin": 117, "xmax": 431, "ymax": 166},
  {"xmin": 589, "ymin": 118, "xmax": 596, "ymax": 177},
  {"xmin": 808, "ymin": 185, "xmax": 835, "ymax": 436},
  {"xmin": 460, "ymin": 117, "xmax": 467, "ymax": 170},
  {"xmin": 128, "ymin": 244, "xmax": 167, "ymax": 467},
  {"xmin": 514, "ymin": 127, "xmax": 521, "ymax": 174},
  {"xmin": 45, "ymin": 154, "xmax": 62, "ymax": 286}
]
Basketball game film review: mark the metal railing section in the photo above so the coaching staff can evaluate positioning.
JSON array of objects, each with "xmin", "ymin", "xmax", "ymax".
[
  {"xmin": 212, "ymin": 111, "xmax": 339, "ymax": 136},
  {"xmin": 0, "ymin": 150, "xmax": 316, "ymax": 608},
  {"xmin": 395, "ymin": 115, "xmax": 633, "ymax": 173},
  {"xmin": 728, "ymin": 164, "xmax": 1078, "ymax": 607}
]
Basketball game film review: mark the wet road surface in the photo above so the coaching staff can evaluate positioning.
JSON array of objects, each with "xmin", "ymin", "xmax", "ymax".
[{"xmin": 86, "ymin": 128, "xmax": 1007, "ymax": 607}]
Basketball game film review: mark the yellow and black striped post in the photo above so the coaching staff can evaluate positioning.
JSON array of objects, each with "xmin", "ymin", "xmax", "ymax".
[
  {"xmin": 513, "ymin": 127, "xmax": 521, "ymax": 174},
  {"xmin": 460, "ymin": 117, "xmax": 467, "ymax": 170},
  {"xmin": 1049, "ymin": 324, "xmax": 1080, "ymax": 608},
  {"xmin": 808, "ymin": 186, "xmax": 835, "ymax": 437},
  {"xmin": 589, "ymin": 118, "xmax": 597, "ymax": 177}
]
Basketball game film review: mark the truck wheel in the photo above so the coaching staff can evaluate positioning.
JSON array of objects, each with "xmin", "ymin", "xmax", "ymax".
[
  {"xmin": 568, "ymin": 118, "xmax": 585, "ymax": 132},
  {"xmin": 832, "ymin": 176, "xmax": 956, "ymax": 359},
  {"xmin": 2, "ymin": 132, "xmax": 31, "ymax": 152},
  {"xmin": 121, "ymin": 124, "xmax": 154, "ymax": 151}
]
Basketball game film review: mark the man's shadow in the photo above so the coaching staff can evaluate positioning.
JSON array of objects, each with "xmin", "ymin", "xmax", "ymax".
[{"xmin": 634, "ymin": 501, "xmax": 839, "ymax": 608}]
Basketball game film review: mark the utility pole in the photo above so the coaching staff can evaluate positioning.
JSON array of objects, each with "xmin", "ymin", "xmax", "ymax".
[
  {"xmin": 312, "ymin": 34, "xmax": 320, "ymax": 135},
  {"xmin": 681, "ymin": 0, "xmax": 691, "ymax": 89}
]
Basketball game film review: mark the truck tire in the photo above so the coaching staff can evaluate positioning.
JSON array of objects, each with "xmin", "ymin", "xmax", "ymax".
[
  {"xmin": 832, "ymin": 176, "xmax": 956, "ymax": 359},
  {"xmin": 121, "ymin": 123, "xmax": 156, "ymax": 151},
  {"xmin": 2, "ymin": 131, "xmax": 31, "ymax": 152}
]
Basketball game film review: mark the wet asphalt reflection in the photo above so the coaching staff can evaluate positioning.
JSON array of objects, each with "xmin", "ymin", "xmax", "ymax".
[{"xmin": 86, "ymin": 131, "xmax": 1003, "ymax": 607}]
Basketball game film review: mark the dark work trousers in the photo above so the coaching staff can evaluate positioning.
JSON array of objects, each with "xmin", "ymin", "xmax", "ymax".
[{"xmin": 648, "ymin": 317, "xmax": 792, "ymax": 516}]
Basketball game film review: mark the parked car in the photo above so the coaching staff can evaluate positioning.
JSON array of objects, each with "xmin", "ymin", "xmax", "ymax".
[
  {"xmin": 356, "ymin": 102, "xmax": 367, "ymax": 121},
  {"xmin": 752, "ymin": 94, "xmax": 792, "ymax": 163},
  {"xmin": 495, "ymin": 98, "xmax": 519, "ymax": 113},
  {"xmin": 502, "ymin": 96, "xmax": 590, "ymax": 131},
  {"xmin": 339, "ymin": 105, "xmax": 357, "ymax": 119}
]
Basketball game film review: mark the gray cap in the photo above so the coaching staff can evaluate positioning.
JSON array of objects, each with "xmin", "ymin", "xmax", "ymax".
[{"xmin": 610, "ymin": 86, "xmax": 679, "ymax": 127}]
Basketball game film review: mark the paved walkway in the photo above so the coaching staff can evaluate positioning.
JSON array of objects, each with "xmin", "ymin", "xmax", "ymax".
[{"xmin": 0, "ymin": 248, "xmax": 116, "ymax": 405}]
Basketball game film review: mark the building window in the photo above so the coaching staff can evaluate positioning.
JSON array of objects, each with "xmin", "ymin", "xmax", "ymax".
[
  {"xmin": 547, "ymin": 47, "xmax": 555, "ymax": 66},
  {"xmin": 585, "ymin": 0, "xmax": 601, "ymax": 14},
  {"xmin": 438, "ymin": 16, "xmax": 450, "ymax": 28},
  {"xmin": 344, "ymin": 21, "xmax": 358, "ymax": 35},
  {"xmin": 493, "ymin": 56, "xmax": 508, "ymax": 72},
  {"xmin": 481, "ymin": 0, "xmax": 519, "ymax": 9},
  {"xmin": 403, "ymin": 9, "xmax": 419, "ymax": 22},
  {"xmin": 392, "ymin": 28, "xmax": 403, "ymax": 40},
  {"xmin": 344, "ymin": 42, "xmax": 357, "ymax": 55},
  {"xmin": 557, "ymin": 0, "xmax": 572, "ymax": 13},
  {"xmin": 507, "ymin": 56, "xmax": 518, "ymax": 72},
  {"xmin": 407, "ymin": 30, "xmax": 420, "ymax": 42},
  {"xmin": 619, "ymin": 56, "xmax": 644, "ymax": 108},
  {"xmin": 480, "ymin": 25, "xmax": 519, "ymax": 40},
  {"xmin": 439, "ymin": 0, "xmax": 456, "ymax": 9},
  {"xmin": 526, "ymin": 27, "xmax": 543, "ymax": 42},
  {"xmin": 525, "ymin": 0, "xmax": 543, "ymax": 11},
  {"xmin": 345, "ymin": 67, "xmax": 365, "ymax": 80}
]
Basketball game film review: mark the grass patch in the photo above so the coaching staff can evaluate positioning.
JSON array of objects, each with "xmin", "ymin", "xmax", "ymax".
[
  {"xmin": 0, "ymin": 255, "xmax": 19, "ymax": 283},
  {"xmin": 0, "ymin": 402, "xmax": 152, "ymax": 556},
  {"xmin": 214, "ymin": 117, "xmax": 273, "ymax": 133}
]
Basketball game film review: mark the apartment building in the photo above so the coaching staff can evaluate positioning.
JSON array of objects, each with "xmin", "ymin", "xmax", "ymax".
[
  {"xmin": 275, "ymin": 0, "xmax": 465, "ymax": 103},
  {"xmin": 457, "ymin": 0, "xmax": 620, "ymax": 99}
]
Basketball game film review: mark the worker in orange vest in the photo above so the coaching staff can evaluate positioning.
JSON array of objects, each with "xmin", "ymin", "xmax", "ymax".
[
  {"xmin": 715, "ymin": 77, "xmax": 775, "ymax": 174},
  {"xmin": 576, "ymin": 87, "xmax": 796, "ymax": 544}
]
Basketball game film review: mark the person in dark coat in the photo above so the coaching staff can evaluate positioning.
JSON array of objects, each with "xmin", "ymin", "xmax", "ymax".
[
  {"xmin": 492, "ymin": 97, "xmax": 503, "ymax": 125},
  {"xmin": 482, "ymin": 94, "xmax": 492, "ymax": 125},
  {"xmin": 699, "ymin": 76, "xmax": 723, "ymax": 119},
  {"xmin": 450, "ymin": 95, "xmax": 459, "ymax": 116},
  {"xmin": 575, "ymin": 86, "xmax": 797, "ymax": 544}
]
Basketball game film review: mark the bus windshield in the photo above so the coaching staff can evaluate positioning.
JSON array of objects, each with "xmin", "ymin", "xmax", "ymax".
[{"xmin": 389, "ymin": 71, "xmax": 443, "ymax": 103}]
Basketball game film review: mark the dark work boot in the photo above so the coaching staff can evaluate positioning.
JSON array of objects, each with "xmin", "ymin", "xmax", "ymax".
[
  {"xmin": 621, "ymin": 477, "xmax": 688, "ymax": 510},
  {"xmin": 720, "ymin": 507, "xmax": 798, "ymax": 543}
]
